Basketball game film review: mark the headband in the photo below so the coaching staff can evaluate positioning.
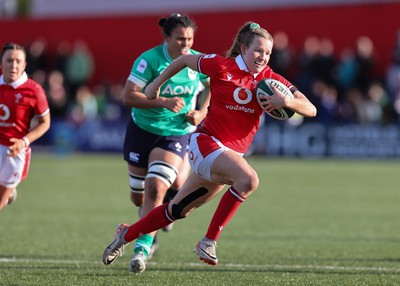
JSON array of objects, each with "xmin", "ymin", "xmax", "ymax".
[{"xmin": 249, "ymin": 22, "xmax": 260, "ymax": 30}]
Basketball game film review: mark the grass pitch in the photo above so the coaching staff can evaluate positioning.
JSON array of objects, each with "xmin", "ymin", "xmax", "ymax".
[{"xmin": 0, "ymin": 154, "xmax": 399, "ymax": 286}]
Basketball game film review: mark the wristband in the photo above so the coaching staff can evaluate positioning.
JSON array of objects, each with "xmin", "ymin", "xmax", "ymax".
[{"xmin": 22, "ymin": 136, "xmax": 30, "ymax": 147}]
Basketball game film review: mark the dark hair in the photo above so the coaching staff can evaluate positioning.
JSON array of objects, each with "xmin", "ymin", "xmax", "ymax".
[
  {"xmin": 226, "ymin": 22, "xmax": 273, "ymax": 58},
  {"xmin": 1, "ymin": 43, "xmax": 26, "ymax": 61},
  {"xmin": 158, "ymin": 13, "xmax": 197, "ymax": 37}
]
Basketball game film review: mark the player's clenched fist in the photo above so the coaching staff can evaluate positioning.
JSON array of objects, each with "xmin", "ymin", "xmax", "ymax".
[{"xmin": 144, "ymin": 82, "xmax": 160, "ymax": 100}]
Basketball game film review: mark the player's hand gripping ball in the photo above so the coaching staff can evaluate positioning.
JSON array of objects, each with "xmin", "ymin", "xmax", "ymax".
[{"xmin": 256, "ymin": 78, "xmax": 295, "ymax": 120}]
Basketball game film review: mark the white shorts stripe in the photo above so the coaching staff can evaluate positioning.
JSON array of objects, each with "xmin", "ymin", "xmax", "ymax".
[{"xmin": 188, "ymin": 133, "xmax": 243, "ymax": 181}]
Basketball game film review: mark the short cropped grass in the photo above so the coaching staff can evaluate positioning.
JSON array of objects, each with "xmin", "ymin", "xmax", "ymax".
[{"xmin": 1, "ymin": 154, "xmax": 399, "ymax": 286}]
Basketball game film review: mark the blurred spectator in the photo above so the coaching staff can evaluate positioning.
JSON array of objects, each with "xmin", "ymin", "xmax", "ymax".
[
  {"xmin": 354, "ymin": 36, "xmax": 376, "ymax": 93},
  {"xmin": 30, "ymin": 69, "xmax": 46, "ymax": 87},
  {"xmin": 68, "ymin": 85, "xmax": 98, "ymax": 125},
  {"xmin": 386, "ymin": 30, "xmax": 400, "ymax": 121},
  {"xmin": 25, "ymin": 38, "xmax": 48, "ymax": 76},
  {"xmin": 296, "ymin": 36, "xmax": 321, "ymax": 95},
  {"xmin": 104, "ymin": 83, "xmax": 129, "ymax": 121},
  {"xmin": 335, "ymin": 47, "xmax": 358, "ymax": 95},
  {"xmin": 344, "ymin": 88, "xmax": 364, "ymax": 123},
  {"xmin": 345, "ymin": 85, "xmax": 387, "ymax": 124},
  {"xmin": 311, "ymin": 80, "xmax": 340, "ymax": 125},
  {"xmin": 315, "ymin": 38, "xmax": 336, "ymax": 85},
  {"xmin": 337, "ymin": 97, "xmax": 357, "ymax": 123},
  {"xmin": 91, "ymin": 82, "xmax": 128, "ymax": 122},
  {"xmin": 53, "ymin": 41, "xmax": 72, "ymax": 75},
  {"xmin": 65, "ymin": 40, "xmax": 94, "ymax": 99},
  {"xmin": 366, "ymin": 81, "xmax": 394, "ymax": 124},
  {"xmin": 269, "ymin": 31, "xmax": 294, "ymax": 79},
  {"xmin": 92, "ymin": 83, "xmax": 108, "ymax": 118},
  {"xmin": 361, "ymin": 83, "xmax": 383, "ymax": 123},
  {"xmin": 46, "ymin": 70, "xmax": 69, "ymax": 120}
]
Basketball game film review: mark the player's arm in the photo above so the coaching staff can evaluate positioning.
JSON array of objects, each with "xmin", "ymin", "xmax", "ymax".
[
  {"xmin": 186, "ymin": 80, "xmax": 211, "ymax": 126},
  {"xmin": 266, "ymin": 87, "xmax": 316, "ymax": 118},
  {"xmin": 123, "ymin": 80, "xmax": 184, "ymax": 112},
  {"xmin": 269, "ymin": 73, "xmax": 317, "ymax": 118},
  {"xmin": 283, "ymin": 89, "xmax": 317, "ymax": 117},
  {"xmin": 27, "ymin": 112, "xmax": 51, "ymax": 143},
  {"xmin": 145, "ymin": 54, "xmax": 202, "ymax": 100},
  {"xmin": 7, "ymin": 112, "xmax": 51, "ymax": 157},
  {"xmin": 197, "ymin": 80, "xmax": 211, "ymax": 116}
]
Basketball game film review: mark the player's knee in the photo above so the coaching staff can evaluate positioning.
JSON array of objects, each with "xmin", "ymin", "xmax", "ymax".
[
  {"xmin": 249, "ymin": 171, "xmax": 260, "ymax": 190},
  {"xmin": 145, "ymin": 184, "xmax": 167, "ymax": 204},
  {"xmin": 237, "ymin": 170, "xmax": 259, "ymax": 197},
  {"xmin": 130, "ymin": 192, "xmax": 144, "ymax": 207}
]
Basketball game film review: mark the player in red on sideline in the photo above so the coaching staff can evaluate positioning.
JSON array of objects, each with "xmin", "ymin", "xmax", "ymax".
[
  {"xmin": 0, "ymin": 43, "xmax": 50, "ymax": 210},
  {"xmin": 103, "ymin": 22, "xmax": 316, "ymax": 266}
]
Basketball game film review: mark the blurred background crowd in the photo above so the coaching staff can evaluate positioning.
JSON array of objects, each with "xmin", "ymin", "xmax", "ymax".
[
  {"xmin": 18, "ymin": 31, "xmax": 400, "ymax": 128},
  {"xmin": 23, "ymin": 39, "xmax": 129, "ymax": 125},
  {"xmin": 1, "ymin": 0, "xmax": 400, "ymax": 156}
]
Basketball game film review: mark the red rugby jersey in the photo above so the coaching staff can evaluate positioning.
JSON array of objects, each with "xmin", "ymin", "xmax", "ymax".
[
  {"xmin": 0, "ymin": 72, "xmax": 49, "ymax": 146},
  {"xmin": 196, "ymin": 54, "xmax": 292, "ymax": 153}
]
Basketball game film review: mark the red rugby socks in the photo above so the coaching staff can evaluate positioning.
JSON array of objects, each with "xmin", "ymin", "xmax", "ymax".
[
  {"xmin": 205, "ymin": 187, "xmax": 245, "ymax": 241},
  {"xmin": 124, "ymin": 202, "xmax": 172, "ymax": 242},
  {"xmin": 123, "ymin": 187, "xmax": 246, "ymax": 243}
]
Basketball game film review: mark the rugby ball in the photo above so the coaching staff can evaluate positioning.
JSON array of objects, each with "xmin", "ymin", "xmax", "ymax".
[{"xmin": 256, "ymin": 78, "xmax": 295, "ymax": 120}]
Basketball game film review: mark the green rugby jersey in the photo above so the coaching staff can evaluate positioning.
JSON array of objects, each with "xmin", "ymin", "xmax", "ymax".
[{"xmin": 128, "ymin": 43, "xmax": 208, "ymax": 136}]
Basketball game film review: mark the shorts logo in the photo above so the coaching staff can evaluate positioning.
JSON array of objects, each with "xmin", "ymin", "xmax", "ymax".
[
  {"xmin": 189, "ymin": 151, "xmax": 198, "ymax": 166},
  {"xmin": 175, "ymin": 142, "xmax": 182, "ymax": 153},
  {"xmin": 129, "ymin": 152, "xmax": 140, "ymax": 163}
]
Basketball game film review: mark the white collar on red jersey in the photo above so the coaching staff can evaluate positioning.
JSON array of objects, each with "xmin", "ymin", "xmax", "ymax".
[
  {"xmin": 235, "ymin": 55, "xmax": 260, "ymax": 78},
  {"xmin": 0, "ymin": 72, "xmax": 28, "ymax": 88},
  {"xmin": 235, "ymin": 55, "xmax": 248, "ymax": 72}
]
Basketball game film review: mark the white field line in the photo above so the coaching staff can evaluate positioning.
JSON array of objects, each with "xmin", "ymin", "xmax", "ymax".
[{"xmin": 0, "ymin": 257, "xmax": 399, "ymax": 273}]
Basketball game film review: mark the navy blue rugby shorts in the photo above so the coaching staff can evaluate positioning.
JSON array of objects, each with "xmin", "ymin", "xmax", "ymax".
[{"xmin": 123, "ymin": 118, "xmax": 189, "ymax": 168}]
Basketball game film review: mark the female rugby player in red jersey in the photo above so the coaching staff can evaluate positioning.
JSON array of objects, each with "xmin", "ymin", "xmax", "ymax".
[
  {"xmin": 103, "ymin": 22, "xmax": 316, "ymax": 266},
  {"xmin": 0, "ymin": 43, "xmax": 50, "ymax": 210}
]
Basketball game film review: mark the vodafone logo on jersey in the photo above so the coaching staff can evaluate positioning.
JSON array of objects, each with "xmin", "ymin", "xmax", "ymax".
[
  {"xmin": 0, "ymin": 104, "xmax": 10, "ymax": 121},
  {"xmin": 233, "ymin": 87, "xmax": 252, "ymax": 105},
  {"xmin": 226, "ymin": 87, "xmax": 256, "ymax": 114}
]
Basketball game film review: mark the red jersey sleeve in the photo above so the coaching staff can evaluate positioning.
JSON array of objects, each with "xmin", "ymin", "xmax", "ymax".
[
  {"xmin": 31, "ymin": 81, "xmax": 49, "ymax": 117},
  {"xmin": 197, "ymin": 54, "xmax": 225, "ymax": 78}
]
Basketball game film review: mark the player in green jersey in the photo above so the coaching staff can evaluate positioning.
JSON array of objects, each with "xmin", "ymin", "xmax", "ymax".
[{"xmin": 121, "ymin": 13, "xmax": 210, "ymax": 274}]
